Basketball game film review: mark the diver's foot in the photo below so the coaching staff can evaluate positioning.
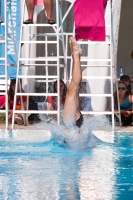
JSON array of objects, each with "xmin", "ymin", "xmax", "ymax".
[{"xmin": 69, "ymin": 37, "xmax": 82, "ymax": 56}]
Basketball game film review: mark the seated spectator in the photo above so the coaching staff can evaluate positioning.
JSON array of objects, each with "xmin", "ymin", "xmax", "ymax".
[
  {"xmin": 0, "ymin": 95, "xmax": 5, "ymax": 109},
  {"xmin": 8, "ymin": 79, "xmax": 27, "ymax": 125},
  {"xmin": 79, "ymin": 84, "xmax": 91, "ymax": 111},
  {"xmin": 47, "ymin": 79, "xmax": 67, "ymax": 119},
  {"xmin": 24, "ymin": 0, "xmax": 55, "ymax": 24},
  {"xmin": 113, "ymin": 81, "xmax": 133, "ymax": 126},
  {"xmin": 120, "ymin": 74, "xmax": 133, "ymax": 94},
  {"xmin": 28, "ymin": 96, "xmax": 41, "ymax": 124}
]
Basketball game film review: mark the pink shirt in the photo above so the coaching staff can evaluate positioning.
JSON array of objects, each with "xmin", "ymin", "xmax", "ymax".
[
  {"xmin": 74, "ymin": 0, "xmax": 107, "ymax": 41},
  {"xmin": 0, "ymin": 96, "xmax": 5, "ymax": 108}
]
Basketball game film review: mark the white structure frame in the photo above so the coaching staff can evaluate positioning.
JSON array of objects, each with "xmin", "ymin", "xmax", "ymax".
[{"xmin": 0, "ymin": 0, "xmax": 121, "ymax": 130}]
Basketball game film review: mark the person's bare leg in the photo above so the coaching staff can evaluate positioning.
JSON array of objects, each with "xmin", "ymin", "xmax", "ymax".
[
  {"xmin": 63, "ymin": 37, "xmax": 82, "ymax": 124},
  {"xmin": 44, "ymin": 0, "xmax": 52, "ymax": 19},
  {"xmin": 25, "ymin": 0, "xmax": 34, "ymax": 22},
  {"xmin": 44, "ymin": 0, "xmax": 55, "ymax": 24}
]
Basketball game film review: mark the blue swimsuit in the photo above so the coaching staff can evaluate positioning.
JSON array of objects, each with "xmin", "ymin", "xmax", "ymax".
[{"xmin": 120, "ymin": 96, "xmax": 132, "ymax": 110}]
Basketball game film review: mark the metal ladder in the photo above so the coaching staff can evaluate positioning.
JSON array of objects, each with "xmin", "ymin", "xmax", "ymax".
[
  {"xmin": 81, "ymin": 0, "xmax": 120, "ymax": 129},
  {"xmin": 61, "ymin": 0, "xmax": 120, "ymax": 129},
  {"xmin": 0, "ymin": 0, "xmax": 9, "ymax": 129},
  {"xmin": 12, "ymin": 0, "xmax": 65, "ymax": 129}
]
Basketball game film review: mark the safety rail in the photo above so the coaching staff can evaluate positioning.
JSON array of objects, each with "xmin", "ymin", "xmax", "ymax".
[{"xmin": 12, "ymin": 0, "xmax": 61, "ymax": 129}]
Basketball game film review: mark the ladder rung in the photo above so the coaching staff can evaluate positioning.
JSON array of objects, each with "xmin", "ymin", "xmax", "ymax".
[
  {"xmin": 0, "ymin": 92, "xmax": 7, "ymax": 95},
  {"xmin": 0, "ymin": 58, "xmax": 6, "ymax": 61},
  {"xmin": 17, "ymin": 75, "xmax": 58, "ymax": 79},
  {"xmin": 10, "ymin": 110, "xmax": 113, "ymax": 115},
  {"xmin": 59, "ymin": 56, "xmax": 112, "ymax": 62},
  {"xmin": 12, "ymin": 110, "xmax": 58, "ymax": 114},
  {"xmin": 82, "ymin": 76, "xmax": 111, "ymax": 79},
  {"xmin": 16, "ymin": 92, "xmax": 57, "ymax": 96},
  {"xmin": 15, "ymin": 93, "xmax": 112, "ymax": 97},
  {"xmin": 78, "ymin": 41, "xmax": 111, "ymax": 45},
  {"xmin": 81, "ymin": 58, "xmax": 111, "ymax": 62},
  {"xmin": 81, "ymin": 65, "xmax": 111, "ymax": 67},
  {"xmin": 22, "ymin": 23, "xmax": 57, "ymax": 27},
  {"xmin": 29, "ymin": 33, "xmax": 59, "ymax": 37},
  {"xmin": 19, "ymin": 57, "xmax": 58, "ymax": 61},
  {"xmin": 0, "ymin": 110, "xmax": 6, "ymax": 113},
  {"xmin": 21, "ymin": 41, "xmax": 57, "ymax": 44},
  {"xmin": 36, "ymin": 79, "xmax": 57, "ymax": 83},
  {"xmin": 20, "ymin": 63, "xmax": 64, "ymax": 67},
  {"xmin": 0, "ymin": 40, "xmax": 5, "ymax": 43},
  {"xmin": 82, "ymin": 111, "xmax": 113, "ymax": 115},
  {"xmin": 79, "ymin": 94, "xmax": 112, "ymax": 97},
  {"xmin": 62, "ymin": 56, "xmax": 111, "ymax": 62}
]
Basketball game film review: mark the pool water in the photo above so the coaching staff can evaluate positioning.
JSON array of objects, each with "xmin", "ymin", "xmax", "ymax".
[{"xmin": 0, "ymin": 130, "xmax": 133, "ymax": 200}]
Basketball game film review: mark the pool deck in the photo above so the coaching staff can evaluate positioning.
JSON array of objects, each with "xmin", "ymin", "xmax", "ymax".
[{"xmin": 0, "ymin": 123, "xmax": 133, "ymax": 132}]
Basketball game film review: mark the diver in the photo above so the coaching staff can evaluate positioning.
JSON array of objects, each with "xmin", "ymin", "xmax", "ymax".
[{"xmin": 63, "ymin": 37, "xmax": 83, "ymax": 129}]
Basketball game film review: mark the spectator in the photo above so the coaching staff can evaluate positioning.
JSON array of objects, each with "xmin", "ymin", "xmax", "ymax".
[
  {"xmin": 47, "ymin": 79, "xmax": 67, "ymax": 112},
  {"xmin": 113, "ymin": 81, "xmax": 133, "ymax": 126},
  {"xmin": 24, "ymin": 0, "xmax": 55, "ymax": 24},
  {"xmin": 79, "ymin": 84, "xmax": 91, "ymax": 111},
  {"xmin": 120, "ymin": 74, "xmax": 133, "ymax": 94},
  {"xmin": 8, "ymin": 79, "xmax": 27, "ymax": 125},
  {"xmin": 0, "ymin": 95, "xmax": 5, "ymax": 109}
]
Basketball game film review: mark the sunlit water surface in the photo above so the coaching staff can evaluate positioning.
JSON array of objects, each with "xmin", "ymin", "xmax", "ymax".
[{"xmin": 0, "ymin": 127, "xmax": 133, "ymax": 200}]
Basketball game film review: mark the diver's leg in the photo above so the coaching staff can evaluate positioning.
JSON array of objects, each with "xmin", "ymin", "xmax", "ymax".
[{"xmin": 63, "ymin": 37, "xmax": 82, "ymax": 123}]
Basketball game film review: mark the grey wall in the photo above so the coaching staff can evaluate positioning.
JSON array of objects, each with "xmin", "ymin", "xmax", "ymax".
[{"xmin": 117, "ymin": 0, "xmax": 133, "ymax": 77}]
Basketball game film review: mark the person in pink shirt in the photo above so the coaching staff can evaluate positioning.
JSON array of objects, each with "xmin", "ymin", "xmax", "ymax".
[
  {"xmin": 74, "ymin": 0, "xmax": 107, "ymax": 41},
  {"xmin": 24, "ymin": 0, "xmax": 55, "ymax": 24}
]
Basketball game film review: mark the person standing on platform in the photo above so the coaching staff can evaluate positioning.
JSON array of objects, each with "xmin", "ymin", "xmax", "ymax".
[{"xmin": 24, "ymin": 0, "xmax": 55, "ymax": 24}]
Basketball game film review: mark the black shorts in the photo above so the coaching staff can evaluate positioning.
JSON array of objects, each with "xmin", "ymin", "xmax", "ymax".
[
  {"xmin": 121, "ymin": 114, "xmax": 132, "ymax": 126},
  {"xmin": 76, "ymin": 112, "xmax": 83, "ymax": 128},
  {"xmin": 107, "ymin": 113, "xmax": 132, "ymax": 126}
]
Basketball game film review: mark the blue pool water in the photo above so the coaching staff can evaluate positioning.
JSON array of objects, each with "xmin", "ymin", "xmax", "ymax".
[{"xmin": 0, "ymin": 130, "xmax": 133, "ymax": 200}]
